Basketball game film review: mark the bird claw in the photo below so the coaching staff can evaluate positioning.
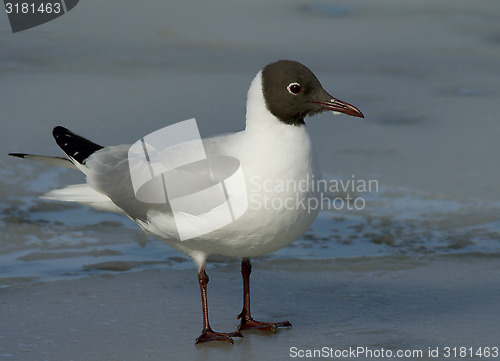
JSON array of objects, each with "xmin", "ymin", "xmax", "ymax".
[
  {"xmin": 195, "ymin": 329, "xmax": 243, "ymax": 345},
  {"xmin": 238, "ymin": 318, "xmax": 292, "ymax": 332}
]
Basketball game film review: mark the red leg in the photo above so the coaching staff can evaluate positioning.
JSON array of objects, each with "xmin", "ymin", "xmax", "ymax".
[
  {"xmin": 195, "ymin": 266, "xmax": 243, "ymax": 345},
  {"xmin": 237, "ymin": 258, "xmax": 292, "ymax": 332}
]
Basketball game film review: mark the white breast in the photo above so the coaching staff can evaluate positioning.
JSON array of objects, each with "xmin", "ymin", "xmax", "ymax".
[{"xmin": 143, "ymin": 71, "xmax": 321, "ymax": 259}]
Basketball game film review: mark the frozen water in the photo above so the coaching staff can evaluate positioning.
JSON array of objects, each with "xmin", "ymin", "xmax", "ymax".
[{"xmin": 1, "ymin": 0, "xmax": 500, "ymax": 358}]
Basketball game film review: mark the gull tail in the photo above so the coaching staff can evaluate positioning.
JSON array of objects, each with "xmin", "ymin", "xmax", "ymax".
[
  {"xmin": 8, "ymin": 126, "xmax": 104, "ymax": 169},
  {"xmin": 42, "ymin": 184, "xmax": 126, "ymax": 215},
  {"xmin": 9, "ymin": 127, "xmax": 124, "ymax": 215}
]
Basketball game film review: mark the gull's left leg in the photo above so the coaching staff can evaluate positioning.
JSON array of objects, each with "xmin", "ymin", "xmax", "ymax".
[
  {"xmin": 195, "ymin": 265, "xmax": 243, "ymax": 344},
  {"xmin": 237, "ymin": 258, "xmax": 292, "ymax": 332}
]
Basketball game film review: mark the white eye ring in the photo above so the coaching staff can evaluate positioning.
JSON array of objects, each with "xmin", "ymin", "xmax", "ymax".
[{"xmin": 287, "ymin": 82, "xmax": 302, "ymax": 95}]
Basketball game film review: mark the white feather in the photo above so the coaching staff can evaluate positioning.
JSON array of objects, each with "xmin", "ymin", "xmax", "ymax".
[
  {"xmin": 26, "ymin": 71, "xmax": 321, "ymax": 264},
  {"xmin": 42, "ymin": 184, "xmax": 126, "ymax": 215}
]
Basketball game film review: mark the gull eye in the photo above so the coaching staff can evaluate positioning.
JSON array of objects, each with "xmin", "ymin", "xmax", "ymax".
[{"xmin": 287, "ymin": 82, "xmax": 302, "ymax": 95}]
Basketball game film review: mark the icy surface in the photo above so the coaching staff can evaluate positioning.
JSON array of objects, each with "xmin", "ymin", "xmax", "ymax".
[{"xmin": 1, "ymin": 0, "xmax": 500, "ymax": 359}]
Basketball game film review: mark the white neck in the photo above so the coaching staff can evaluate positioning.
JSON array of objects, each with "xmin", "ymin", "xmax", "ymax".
[
  {"xmin": 245, "ymin": 71, "xmax": 283, "ymax": 134},
  {"xmin": 242, "ymin": 71, "xmax": 317, "ymax": 179}
]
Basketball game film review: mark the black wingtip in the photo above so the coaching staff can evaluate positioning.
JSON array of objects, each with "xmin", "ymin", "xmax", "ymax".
[
  {"xmin": 52, "ymin": 126, "xmax": 74, "ymax": 140},
  {"xmin": 8, "ymin": 153, "xmax": 28, "ymax": 159},
  {"xmin": 53, "ymin": 126, "xmax": 65, "ymax": 136},
  {"xmin": 52, "ymin": 126, "xmax": 104, "ymax": 164}
]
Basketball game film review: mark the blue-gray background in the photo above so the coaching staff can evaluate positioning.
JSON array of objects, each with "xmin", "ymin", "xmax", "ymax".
[{"xmin": 1, "ymin": 1, "xmax": 500, "ymax": 360}]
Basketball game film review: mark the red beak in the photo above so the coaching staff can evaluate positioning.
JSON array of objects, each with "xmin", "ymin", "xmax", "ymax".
[{"xmin": 314, "ymin": 97, "xmax": 364, "ymax": 118}]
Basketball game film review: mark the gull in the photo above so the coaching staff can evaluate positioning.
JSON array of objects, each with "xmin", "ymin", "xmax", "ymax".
[{"xmin": 9, "ymin": 60, "xmax": 364, "ymax": 344}]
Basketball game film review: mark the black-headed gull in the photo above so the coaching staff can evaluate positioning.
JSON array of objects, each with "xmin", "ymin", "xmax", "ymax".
[{"xmin": 10, "ymin": 60, "xmax": 364, "ymax": 344}]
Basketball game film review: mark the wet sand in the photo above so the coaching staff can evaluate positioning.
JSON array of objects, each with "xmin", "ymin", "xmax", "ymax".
[{"xmin": 2, "ymin": 255, "xmax": 499, "ymax": 360}]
